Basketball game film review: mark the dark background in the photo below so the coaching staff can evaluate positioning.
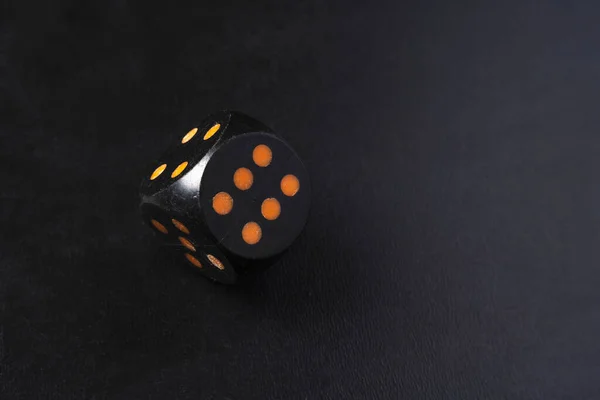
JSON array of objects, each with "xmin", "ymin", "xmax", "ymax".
[{"xmin": 2, "ymin": 0, "xmax": 600, "ymax": 398}]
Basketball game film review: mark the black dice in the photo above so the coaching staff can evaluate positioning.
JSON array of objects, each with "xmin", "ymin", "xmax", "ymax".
[{"xmin": 140, "ymin": 111, "xmax": 310, "ymax": 284}]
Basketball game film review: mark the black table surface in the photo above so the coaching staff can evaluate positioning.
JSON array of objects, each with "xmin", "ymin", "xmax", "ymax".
[{"xmin": 2, "ymin": 1, "xmax": 600, "ymax": 399}]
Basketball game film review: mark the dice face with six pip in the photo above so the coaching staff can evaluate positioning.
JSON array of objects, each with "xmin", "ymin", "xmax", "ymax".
[{"xmin": 140, "ymin": 111, "xmax": 310, "ymax": 284}]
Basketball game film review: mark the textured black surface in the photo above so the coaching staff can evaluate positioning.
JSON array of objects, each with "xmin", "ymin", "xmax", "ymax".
[{"xmin": 2, "ymin": 1, "xmax": 600, "ymax": 399}]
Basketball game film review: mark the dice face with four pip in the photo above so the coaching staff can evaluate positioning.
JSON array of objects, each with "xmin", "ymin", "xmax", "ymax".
[{"xmin": 140, "ymin": 111, "xmax": 310, "ymax": 284}]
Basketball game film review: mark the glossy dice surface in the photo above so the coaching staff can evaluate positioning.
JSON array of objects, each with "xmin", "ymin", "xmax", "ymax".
[{"xmin": 140, "ymin": 111, "xmax": 310, "ymax": 284}]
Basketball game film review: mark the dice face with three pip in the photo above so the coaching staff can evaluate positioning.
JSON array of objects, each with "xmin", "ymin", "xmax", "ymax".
[{"xmin": 140, "ymin": 111, "xmax": 310, "ymax": 284}]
